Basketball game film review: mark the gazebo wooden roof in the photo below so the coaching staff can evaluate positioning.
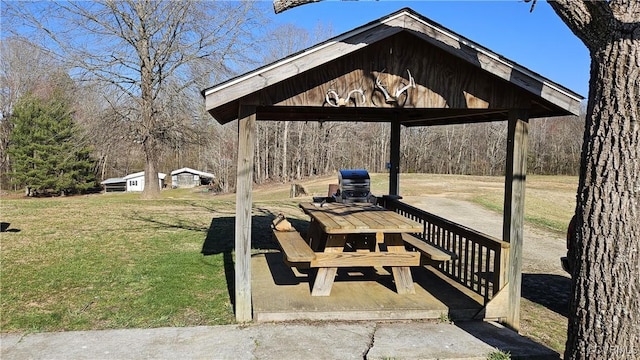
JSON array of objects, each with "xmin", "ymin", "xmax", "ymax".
[
  {"xmin": 202, "ymin": 8, "xmax": 582, "ymax": 327},
  {"xmin": 203, "ymin": 8, "xmax": 581, "ymax": 125}
]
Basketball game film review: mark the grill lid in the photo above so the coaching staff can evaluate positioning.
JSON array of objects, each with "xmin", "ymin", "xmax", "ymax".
[{"xmin": 338, "ymin": 169, "xmax": 370, "ymax": 182}]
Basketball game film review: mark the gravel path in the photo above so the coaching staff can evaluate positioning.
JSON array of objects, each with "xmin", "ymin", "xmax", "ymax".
[{"xmin": 402, "ymin": 195, "xmax": 569, "ymax": 276}]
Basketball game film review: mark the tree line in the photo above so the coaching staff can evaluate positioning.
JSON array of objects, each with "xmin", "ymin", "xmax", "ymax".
[
  {"xmin": 1, "ymin": 1, "xmax": 584, "ymax": 197},
  {"xmin": 0, "ymin": 42, "xmax": 585, "ymax": 195},
  {"xmin": 1, "ymin": 83, "xmax": 585, "ymax": 196},
  {"xmin": 250, "ymin": 114, "xmax": 583, "ymax": 186}
]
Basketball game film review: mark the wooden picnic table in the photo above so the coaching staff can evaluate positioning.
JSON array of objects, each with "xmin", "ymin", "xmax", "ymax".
[{"xmin": 298, "ymin": 202, "xmax": 423, "ymax": 296}]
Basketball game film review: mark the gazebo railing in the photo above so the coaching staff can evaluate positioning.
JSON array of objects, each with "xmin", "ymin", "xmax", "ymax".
[{"xmin": 378, "ymin": 197, "xmax": 510, "ymax": 302}]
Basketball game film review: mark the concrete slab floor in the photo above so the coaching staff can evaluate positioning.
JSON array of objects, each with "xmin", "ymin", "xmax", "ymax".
[{"xmin": 1, "ymin": 321, "xmax": 558, "ymax": 360}]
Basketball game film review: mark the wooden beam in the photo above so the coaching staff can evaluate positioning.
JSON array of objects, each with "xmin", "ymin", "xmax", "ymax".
[
  {"xmin": 204, "ymin": 25, "xmax": 401, "ymax": 111},
  {"xmin": 474, "ymin": 285, "xmax": 510, "ymax": 320},
  {"xmin": 386, "ymin": 233, "xmax": 416, "ymax": 295},
  {"xmin": 311, "ymin": 234, "xmax": 346, "ymax": 296},
  {"xmin": 389, "ymin": 120, "xmax": 401, "ymax": 196},
  {"xmin": 235, "ymin": 104, "xmax": 256, "ymax": 322},
  {"xmin": 311, "ymin": 251, "xmax": 420, "ymax": 268},
  {"xmin": 502, "ymin": 109, "xmax": 529, "ymax": 332}
]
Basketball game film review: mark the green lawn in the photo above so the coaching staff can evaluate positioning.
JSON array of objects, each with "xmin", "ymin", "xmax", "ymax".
[
  {"xmin": 1, "ymin": 173, "xmax": 577, "ymax": 339},
  {"xmin": 0, "ymin": 193, "xmax": 243, "ymax": 332}
]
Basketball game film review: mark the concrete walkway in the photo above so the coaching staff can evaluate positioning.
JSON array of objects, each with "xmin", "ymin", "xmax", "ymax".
[{"xmin": 1, "ymin": 321, "xmax": 558, "ymax": 359}]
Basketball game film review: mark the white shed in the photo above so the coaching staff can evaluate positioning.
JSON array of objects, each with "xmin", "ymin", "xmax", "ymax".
[
  {"xmin": 123, "ymin": 171, "xmax": 166, "ymax": 192},
  {"xmin": 100, "ymin": 177, "xmax": 126, "ymax": 193},
  {"xmin": 170, "ymin": 167, "xmax": 215, "ymax": 188}
]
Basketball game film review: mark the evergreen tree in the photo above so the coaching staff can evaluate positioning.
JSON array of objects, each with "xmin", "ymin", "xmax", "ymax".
[{"xmin": 8, "ymin": 92, "xmax": 97, "ymax": 196}]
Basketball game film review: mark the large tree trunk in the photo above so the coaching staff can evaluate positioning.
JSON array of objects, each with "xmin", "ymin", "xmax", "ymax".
[
  {"xmin": 142, "ymin": 138, "xmax": 161, "ymax": 199},
  {"xmin": 547, "ymin": 1, "xmax": 640, "ymax": 358},
  {"xmin": 138, "ymin": 16, "xmax": 161, "ymax": 200},
  {"xmin": 566, "ymin": 34, "xmax": 640, "ymax": 359}
]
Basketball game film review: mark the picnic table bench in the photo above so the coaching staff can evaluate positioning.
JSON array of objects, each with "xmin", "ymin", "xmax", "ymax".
[{"xmin": 272, "ymin": 202, "xmax": 454, "ymax": 296}]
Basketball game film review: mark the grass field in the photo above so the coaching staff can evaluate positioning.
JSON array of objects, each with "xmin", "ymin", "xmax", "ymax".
[
  {"xmin": 1, "ymin": 173, "xmax": 577, "ymax": 353},
  {"xmin": 1, "ymin": 193, "xmax": 238, "ymax": 332}
]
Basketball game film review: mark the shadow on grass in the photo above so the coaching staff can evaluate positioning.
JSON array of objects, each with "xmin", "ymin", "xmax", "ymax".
[
  {"xmin": 1, "ymin": 222, "xmax": 20, "ymax": 232},
  {"xmin": 128, "ymin": 204, "xmax": 310, "ymax": 317},
  {"xmin": 200, "ymin": 216, "xmax": 237, "ymax": 307},
  {"xmin": 200, "ymin": 208, "xmax": 310, "ymax": 314},
  {"xmin": 522, "ymin": 273, "xmax": 571, "ymax": 317},
  {"xmin": 456, "ymin": 320, "xmax": 560, "ymax": 359}
]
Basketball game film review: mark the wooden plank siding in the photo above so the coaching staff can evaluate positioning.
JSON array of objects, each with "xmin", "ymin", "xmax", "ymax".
[
  {"xmin": 204, "ymin": 10, "xmax": 582, "ymax": 125},
  {"xmin": 258, "ymin": 32, "xmax": 532, "ymax": 111},
  {"xmin": 204, "ymin": 26, "xmax": 403, "ymax": 115},
  {"xmin": 399, "ymin": 14, "xmax": 582, "ymax": 115}
]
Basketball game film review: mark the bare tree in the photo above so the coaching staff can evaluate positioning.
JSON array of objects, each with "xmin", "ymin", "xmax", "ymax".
[
  {"xmin": 483, "ymin": 123, "xmax": 508, "ymax": 176},
  {"xmin": 264, "ymin": 24, "xmax": 311, "ymax": 182},
  {"xmin": 255, "ymin": 23, "xmax": 338, "ymax": 183},
  {"xmin": 529, "ymin": 115, "xmax": 584, "ymax": 175},
  {"xmin": 5, "ymin": 0, "xmax": 266, "ymax": 198}
]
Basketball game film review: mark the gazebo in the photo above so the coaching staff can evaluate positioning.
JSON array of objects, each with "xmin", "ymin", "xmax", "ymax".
[{"xmin": 201, "ymin": 8, "xmax": 582, "ymax": 329}]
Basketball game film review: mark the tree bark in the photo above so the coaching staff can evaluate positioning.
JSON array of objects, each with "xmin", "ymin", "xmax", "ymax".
[
  {"xmin": 567, "ymin": 37, "xmax": 640, "ymax": 360},
  {"xmin": 547, "ymin": 1, "xmax": 640, "ymax": 358},
  {"xmin": 273, "ymin": 0, "xmax": 320, "ymax": 14},
  {"xmin": 138, "ymin": 11, "xmax": 161, "ymax": 199},
  {"xmin": 142, "ymin": 138, "xmax": 161, "ymax": 199}
]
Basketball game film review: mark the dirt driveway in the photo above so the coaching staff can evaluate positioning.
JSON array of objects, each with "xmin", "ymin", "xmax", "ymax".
[
  {"xmin": 403, "ymin": 195, "xmax": 572, "ymax": 352},
  {"xmin": 403, "ymin": 195, "xmax": 569, "ymax": 276}
]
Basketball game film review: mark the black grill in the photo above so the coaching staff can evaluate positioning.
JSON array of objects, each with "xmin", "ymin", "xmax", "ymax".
[{"xmin": 337, "ymin": 169, "xmax": 371, "ymax": 203}]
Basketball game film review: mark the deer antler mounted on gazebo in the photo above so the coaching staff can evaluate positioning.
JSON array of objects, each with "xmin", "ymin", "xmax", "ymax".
[
  {"xmin": 325, "ymin": 88, "xmax": 366, "ymax": 107},
  {"xmin": 374, "ymin": 69, "xmax": 416, "ymax": 106}
]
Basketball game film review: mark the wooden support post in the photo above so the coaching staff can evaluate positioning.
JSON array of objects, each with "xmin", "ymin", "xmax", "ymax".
[
  {"xmin": 389, "ymin": 120, "xmax": 401, "ymax": 196},
  {"xmin": 235, "ymin": 104, "xmax": 256, "ymax": 322},
  {"xmin": 502, "ymin": 109, "xmax": 529, "ymax": 331}
]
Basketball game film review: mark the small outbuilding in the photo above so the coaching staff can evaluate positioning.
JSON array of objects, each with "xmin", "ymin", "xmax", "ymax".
[
  {"xmin": 100, "ymin": 178, "xmax": 126, "ymax": 193},
  {"xmin": 170, "ymin": 167, "xmax": 215, "ymax": 188},
  {"xmin": 123, "ymin": 171, "xmax": 166, "ymax": 192}
]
